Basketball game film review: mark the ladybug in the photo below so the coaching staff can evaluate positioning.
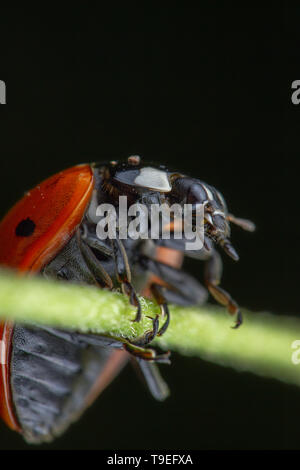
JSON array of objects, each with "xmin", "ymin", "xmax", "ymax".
[{"xmin": 0, "ymin": 155, "xmax": 254, "ymax": 443}]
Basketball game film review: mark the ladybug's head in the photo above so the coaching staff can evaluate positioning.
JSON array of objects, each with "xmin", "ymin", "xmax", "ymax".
[
  {"xmin": 170, "ymin": 175, "xmax": 255, "ymax": 260},
  {"xmin": 99, "ymin": 156, "xmax": 255, "ymax": 260}
]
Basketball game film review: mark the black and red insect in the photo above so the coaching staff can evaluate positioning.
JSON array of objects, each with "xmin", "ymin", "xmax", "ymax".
[{"xmin": 0, "ymin": 155, "xmax": 254, "ymax": 443}]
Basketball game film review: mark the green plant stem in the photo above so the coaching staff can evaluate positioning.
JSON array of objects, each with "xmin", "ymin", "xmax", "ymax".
[{"xmin": 0, "ymin": 268, "xmax": 299, "ymax": 388}]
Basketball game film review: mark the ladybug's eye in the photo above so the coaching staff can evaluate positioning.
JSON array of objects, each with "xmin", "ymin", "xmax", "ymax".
[{"xmin": 15, "ymin": 218, "xmax": 36, "ymax": 237}]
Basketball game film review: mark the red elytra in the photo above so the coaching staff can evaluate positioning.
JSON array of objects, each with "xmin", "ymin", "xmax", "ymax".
[{"xmin": 0, "ymin": 164, "xmax": 94, "ymax": 272}]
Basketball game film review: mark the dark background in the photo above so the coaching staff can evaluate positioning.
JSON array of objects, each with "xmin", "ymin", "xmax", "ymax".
[{"xmin": 0, "ymin": 4, "xmax": 298, "ymax": 450}]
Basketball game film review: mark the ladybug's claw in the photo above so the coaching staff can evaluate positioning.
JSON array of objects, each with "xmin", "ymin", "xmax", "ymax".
[
  {"xmin": 231, "ymin": 310, "xmax": 243, "ymax": 329},
  {"xmin": 124, "ymin": 342, "xmax": 171, "ymax": 364},
  {"xmin": 150, "ymin": 284, "xmax": 171, "ymax": 337},
  {"xmin": 124, "ymin": 313, "xmax": 171, "ymax": 363},
  {"xmin": 122, "ymin": 280, "xmax": 142, "ymax": 323},
  {"xmin": 157, "ymin": 304, "xmax": 170, "ymax": 337},
  {"xmin": 132, "ymin": 299, "xmax": 142, "ymax": 323},
  {"xmin": 144, "ymin": 314, "xmax": 160, "ymax": 343}
]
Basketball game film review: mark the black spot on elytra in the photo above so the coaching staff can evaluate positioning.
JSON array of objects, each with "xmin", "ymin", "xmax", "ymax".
[{"xmin": 15, "ymin": 218, "xmax": 36, "ymax": 237}]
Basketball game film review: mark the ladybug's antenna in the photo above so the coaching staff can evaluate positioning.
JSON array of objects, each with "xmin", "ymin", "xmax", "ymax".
[{"xmin": 227, "ymin": 214, "xmax": 256, "ymax": 232}]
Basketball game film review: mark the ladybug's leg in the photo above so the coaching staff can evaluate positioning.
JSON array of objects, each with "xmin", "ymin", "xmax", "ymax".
[
  {"xmin": 81, "ymin": 229, "xmax": 159, "ymax": 342},
  {"xmin": 123, "ymin": 341, "xmax": 171, "ymax": 364},
  {"xmin": 204, "ymin": 249, "xmax": 242, "ymax": 329},
  {"xmin": 77, "ymin": 233, "xmax": 113, "ymax": 289},
  {"xmin": 80, "ymin": 226, "xmax": 114, "ymax": 257},
  {"xmin": 132, "ymin": 358, "xmax": 170, "ymax": 401},
  {"xmin": 44, "ymin": 234, "xmax": 100, "ymax": 286},
  {"xmin": 150, "ymin": 284, "xmax": 170, "ymax": 337},
  {"xmin": 110, "ymin": 238, "xmax": 142, "ymax": 323},
  {"xmin": 141, "ymin": 255, "xmax": 208, "ymax": 306},
  {"xmin": 80, "ymin": 230, "xmax": 147, "ymax": 327}
]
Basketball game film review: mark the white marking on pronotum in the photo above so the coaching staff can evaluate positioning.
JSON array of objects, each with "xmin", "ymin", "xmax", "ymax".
[
  {"xmin": 202, "ymin": 184, "xmax": 214, "ymax": 201},
  {"xmin": 0, "ymin": 340, "xmax": 6, "ymax": 365},
  {"xmin": 134, "ymin": 167, "xmax": 172, "ymax": 192}
]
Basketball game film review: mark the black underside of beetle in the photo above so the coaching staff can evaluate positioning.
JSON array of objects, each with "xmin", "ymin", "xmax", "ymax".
[{"xmin": 11, "ymin": 325, "xmax": 117, "ymax": 443}]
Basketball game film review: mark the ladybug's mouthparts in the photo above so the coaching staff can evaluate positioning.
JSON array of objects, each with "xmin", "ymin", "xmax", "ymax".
[
  {"xmin": 202, "ymin": 223, "xmax": 239, "ymax": 261},
  {"xmin": 217, "ymin": 234, "xmax": 239, "ymax": 261}
]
